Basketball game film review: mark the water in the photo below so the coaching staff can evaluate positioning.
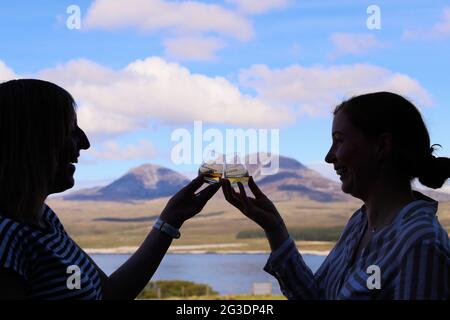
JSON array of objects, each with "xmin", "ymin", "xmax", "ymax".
[{"xmin": 90, "ymin": 253, "xmax": 326, "ymax": 295}]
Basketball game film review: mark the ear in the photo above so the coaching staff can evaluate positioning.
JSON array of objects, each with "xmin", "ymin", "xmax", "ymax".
[{"xmin": 376, "ymin": 132, "xmax": 393, "ymax": 160}]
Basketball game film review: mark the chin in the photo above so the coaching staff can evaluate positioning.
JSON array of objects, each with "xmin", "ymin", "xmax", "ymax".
[
  {"xmin": 341, "ymin": 186, "xmax": 352, "ymax": 195},
  {"xmin": 62, "ymin": 178, "xmax": 75, "ymax": 191},
  {"xmin": 340, "ymin": 181, "xmax": 355, "ymax": 196},
  {"xmin": 50, "ymin": 178, "xmax": 75, "ymax": 195},
  {"xmin": 342, "ymin": 184, "xmax": 365, "ymax": 201}
]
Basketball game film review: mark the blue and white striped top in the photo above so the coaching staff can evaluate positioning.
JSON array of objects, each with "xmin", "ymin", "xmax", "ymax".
[
  {"xmin": 264, "ymin": 191, "xmax": 450, "ymax": 300},
  {"xmin": 0, "ymin": 204, "xmax": 103, "ymax": 299}
]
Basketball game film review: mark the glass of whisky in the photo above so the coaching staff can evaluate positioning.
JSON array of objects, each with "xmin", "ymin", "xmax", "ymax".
[
  {"xmin": 224, "ymin": 153, "xmax": 250, "ymax": 186},
  {"xmin": 198, "ymin": 150, "xmax": 225, "ymax": 184}
]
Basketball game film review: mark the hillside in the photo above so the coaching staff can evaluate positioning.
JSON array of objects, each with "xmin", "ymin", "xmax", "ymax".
[
  {"xmin": 65, "ymin": 164, "xmax": 189, "ymax": 201},
  {"xmin": 52, "ymin": 154, "xmax": 450, "ymax": 252}
]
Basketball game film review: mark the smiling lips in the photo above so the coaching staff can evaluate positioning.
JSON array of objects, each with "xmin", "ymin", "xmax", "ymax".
[
  {"xmin": 68, "ymin": 157, "xmax": 79, "ymax": 171},
  {"xmin": 335, "ymin": 167, "xmax": 347, "ymax": 178},
  {"xmin": 69, "ymin": 155, "xmax": 79, "ymax": 165}
]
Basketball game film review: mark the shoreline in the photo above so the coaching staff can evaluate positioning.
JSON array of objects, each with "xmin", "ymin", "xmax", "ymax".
[{"xmin": 84, "ymin": 244, "xmax": 330, "ymax": 256}]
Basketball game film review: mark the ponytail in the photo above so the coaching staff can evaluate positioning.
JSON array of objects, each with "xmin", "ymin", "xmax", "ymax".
[
  {"xmin": 334, "ymin": 92, "xmax": 449, "ymax": 190},
  {"xmin": 418, "ymin": 155, "xmax": 450, "ymax": 189}
]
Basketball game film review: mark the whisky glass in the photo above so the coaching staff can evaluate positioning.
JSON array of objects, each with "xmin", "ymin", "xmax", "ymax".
[
  {"xmin": 224, "ymin": 153, "xmax": 250, "ymax": 186},
  {"xmin": 198, "ymin": 150, "xmax": 225, "ymax": 184}
]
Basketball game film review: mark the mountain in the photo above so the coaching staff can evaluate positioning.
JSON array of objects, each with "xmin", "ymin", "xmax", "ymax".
[
  {"xmin": 245, "ymin": 153, "xmax": 351, "ymax": 202},
  {"xmin": 65, "ymin": 155, "xmax": 348, "ymax": 203},
  {"xmin": 244, "ymin": 153, "xmax": 450, "ymax": 202},
  {"xmin": 64, "ymin": 164, "xmax": 190, "ymax": 202},
  {"xmin": 64, "ymin": 154, "xmax": 450, "ymax": 203}
]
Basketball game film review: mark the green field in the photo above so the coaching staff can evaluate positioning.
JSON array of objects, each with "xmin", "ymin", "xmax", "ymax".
[
  {"xmin": 46, "ymin": 195, "xmax": 450, "ymax": 300},
  {"xmin": 46, "ymin": 195, "xmax": 450, "ymax": 252},
  {"xmin": 136, "ymin": 280, "xmax": 286, "ymax": 300}
]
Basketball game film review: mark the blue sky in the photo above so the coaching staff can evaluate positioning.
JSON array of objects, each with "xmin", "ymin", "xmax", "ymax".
[{"xmin": 1, "ymin": 0, "xmax": 449, "ymax": 189}]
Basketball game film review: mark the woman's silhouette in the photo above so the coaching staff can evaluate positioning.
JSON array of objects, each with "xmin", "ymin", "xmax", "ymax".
[
  {"xmin": 0, "ymin": 79, "xmax": 220, "ymax": 299},
  {"xmin": 223, "ymin": 92, "xmax": 450, "ymax": 299}
]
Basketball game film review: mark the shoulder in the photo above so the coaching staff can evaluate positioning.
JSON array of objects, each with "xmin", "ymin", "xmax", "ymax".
[
  {"xmin": 396, "ymin": 198, "xmax": 449, "ymax": 257},
  {"xmin": 347, "ymin": 207, "xmax": 364, "ymax": 225},
  {"xmin": 42, "ymin": 204, "xmax": 65, "ymax": 232},
  {"xmin": 0, "ymin": 216, "xmax": 34, "ymax": 281},
  {"xmin": 0, "ymin": 216, "xmax": 33, "ymax": 248}
]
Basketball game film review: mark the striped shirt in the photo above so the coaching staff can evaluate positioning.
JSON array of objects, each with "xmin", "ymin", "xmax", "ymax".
[
  {"xmin": 0, "ymin": 204, "xmax": 102, "ymax": 299},
  {"xmin": 264, "ymin": 191, "xmax": 450, "ymax": 300}
]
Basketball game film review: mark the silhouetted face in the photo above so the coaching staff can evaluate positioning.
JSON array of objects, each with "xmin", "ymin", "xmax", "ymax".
[
  {"xmin": 325, "ymin": 111, "xmax": 379, "ymax": 200},
  {"xmin": 50, "ymin": 112, "xmax": 90, "ymax": 194}
]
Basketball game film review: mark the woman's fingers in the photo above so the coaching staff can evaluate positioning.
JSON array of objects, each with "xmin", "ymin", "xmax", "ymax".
[
  {"xmin": 248, "ymin": 176, "xmax": 266, "ymax": 199},
  {"xmin": 195, "ymin": 182, "xmax": 221, "ymax": 204},
  {"xmin": 237, "ymin": 182, "xmax": 250, "ymax": 212},
  {"xmin": 222, "ymin": 179, "xmax": 243, "ymax": 209},
  {"xmin": 182, "ymin": 174, "xmax": 205, "ymax": 194}
]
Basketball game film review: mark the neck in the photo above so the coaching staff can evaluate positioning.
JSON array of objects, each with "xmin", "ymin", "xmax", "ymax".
[
  {"xmin": 363, "ymin": 179, "xmax": 415, "ymax": 231},
  {"xmin": 29, "ymin": 203, "xmax": 46, "ymax": 228}
]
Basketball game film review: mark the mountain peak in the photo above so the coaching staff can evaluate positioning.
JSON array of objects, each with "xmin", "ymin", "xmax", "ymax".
[
  {"xmin": 127, "ymin": 164, "xmax": 179, "ymax": 188},
  {"xmin": 65, "ymin": 163, "xmax": 189, "ymax": 202},
  {"xmin": 244, "ymin": 153, "xmax": 349, "ymax": 202},
  {"xmin": 65, "ymin": 155, "xmax": 349, "ymax": 203}
]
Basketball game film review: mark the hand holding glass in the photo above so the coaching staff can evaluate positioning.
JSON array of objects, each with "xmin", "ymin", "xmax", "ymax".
[{"xmin": 198, "ymin": 152, "xmax": 249, "ymax": 185}]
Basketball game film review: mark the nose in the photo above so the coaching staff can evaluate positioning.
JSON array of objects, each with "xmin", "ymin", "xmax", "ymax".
[
  {"xmin": 324, "ymin": 146, "xmax": 336, "ymax": 164},
  {"xmin": 77, "ymin": 127, "xmax": 90, "ymax": 151}
]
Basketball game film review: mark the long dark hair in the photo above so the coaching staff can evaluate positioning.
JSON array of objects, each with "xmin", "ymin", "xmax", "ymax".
[
  {"xmin": 0, "ymin": 79, "xmax": 75, "ymax": 225},
  {"xmin": 334, "ymin": 91, "xmax": 450, "ymax": 189}
]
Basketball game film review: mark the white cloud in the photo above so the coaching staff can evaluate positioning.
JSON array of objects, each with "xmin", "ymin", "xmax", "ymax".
[
  {"xmin": 83, "ymin": 0, "xmax": 255, "ymax": 61},
  {"xmin": 75, "ymin": 103, "xmax": 144, "ymax": 137},
  {"xmin": 84, "ymin": 0, "xmax": 253, "ymax": 41},
  {"xmin": 163, "ymin": 36, "xmax": 226, "ymax": 61},
  {"xmin": 329, "ymin": 32, "xmax": 385, "ymax": 57},
  {"xmin": 433, "ymin": 7, "xmax": 450, "ymax": 36},
  {"xmin": 0, "ymin": 60, "xmax": 17, "ymax": 80},
  {"xmin": 239, "ymin": 63, "xmax": 432, "ymax": 117},
  {"xmin": 404, "ymin": 7, "xmax": 450, "ymax": 39},
  {"xmin": 1, "ymin": 58, "xmax": 432, "ymax": 143},
  {"xmin": 82, "ymin": 0, "xmax": 291, "ymax": 61},
  {"xmin": 87, "ymin": 139, "xmax": 158, "ymax": 161},
  {"xmin": 37, "ymin": 59, "xmax": 116, "ymax": 84},
  {"xmin": 31, "ymin": 57, "xmax": 294, "ymax": 136},
  {"xmin": 225, "ymin": 0, "xmax": 290, "ymax": 15}
]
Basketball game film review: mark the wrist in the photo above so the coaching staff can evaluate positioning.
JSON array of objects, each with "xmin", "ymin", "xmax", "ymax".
[
  {"xmin": 263, "ymin": 218, "xmax": 286, "ymax": 234},
  {"xmin": 264, "ymin": 222, "xmax": 289, "ymax": 252},
  {"xmin": 153, "ymin": 217, "xmax": 181, "ymax": 239},
  {"xmin": 158, "ymin": 214, "xmax": 183, "ymax": 229}
]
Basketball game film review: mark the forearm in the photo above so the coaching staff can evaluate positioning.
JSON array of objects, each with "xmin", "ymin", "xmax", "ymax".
[
  {"xmin": 101, "ymin": 227, "xmax": 174, "ymax": 300},
  {"xmin": 98, "ymin": 175, "xmax": 218, "ymax": 300},
  {"xmin": 263, "ymin": 236, "xmax": 320, "ymax": 300},
  {"xmin": 265, "ymin": 223, "xmax": 290, "ymax": 252}
]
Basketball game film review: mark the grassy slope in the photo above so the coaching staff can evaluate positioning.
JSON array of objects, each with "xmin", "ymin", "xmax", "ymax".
[{"xmin": 46, "ymin": 196, "xmax": 450, "ymax": 251}]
